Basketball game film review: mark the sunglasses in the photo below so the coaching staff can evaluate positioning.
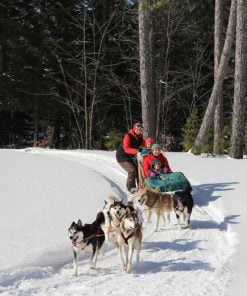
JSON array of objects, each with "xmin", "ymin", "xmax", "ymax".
[{"xmin": 135, "ymin": 124, "xmax": 144, "ymax": 130}]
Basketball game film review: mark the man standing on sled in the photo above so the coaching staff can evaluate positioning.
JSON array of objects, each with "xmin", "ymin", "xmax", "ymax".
[{"xmin": 116, "ymin": 121, "xmax": 145, "ymax": 193}]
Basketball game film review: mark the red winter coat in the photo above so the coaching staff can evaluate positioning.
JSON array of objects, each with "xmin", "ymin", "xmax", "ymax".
[
  {"xmin": 116, "ymin": 128, "xmax": 145, "ymax": 163},
  {"xmin": 143, "ymin": 153, "xmax": 172, "ymax": 178},
  {"xmin": 122, "ymin": 129, "xmax": 145, "ymax": 154}
]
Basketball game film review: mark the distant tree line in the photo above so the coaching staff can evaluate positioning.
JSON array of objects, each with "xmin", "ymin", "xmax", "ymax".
[{"xmin": 0, "ymin": 0, "xmax": 245, "ymax": 156}]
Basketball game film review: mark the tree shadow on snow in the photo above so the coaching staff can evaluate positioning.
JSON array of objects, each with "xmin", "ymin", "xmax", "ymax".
[
  {"xmin": 95, "ymin": 173, "xmax": 128, "ymax": 201},
  {"xmin": 133, "ymin": 259, "xmax": 213, "ymax": 274},
  {"xmin": 192, "ymin": 182, "xmax": 240, "ymax": 231},
  {"xmin": 142, "ymin": 239, "xmax": 201, "ymax": 253},
  {"xmin": 163, "ymin": 258, "xmax": 214, "ymax": 272},
  {"xmin": 191, "ymin": 214, "xmax": 240, "ymax": 231},
  {"xmin": 192, "ymin": 182, "xmax": 239, "ymax": 207},
  {"xmin": 131, "ymin": 239, "xmax": 213, "ymax": 274}
]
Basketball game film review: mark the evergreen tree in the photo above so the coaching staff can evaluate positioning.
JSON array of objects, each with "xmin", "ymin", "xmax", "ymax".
[{"xmin": 182, "ymin": 108, "xmax": 200, "ymax": 152}]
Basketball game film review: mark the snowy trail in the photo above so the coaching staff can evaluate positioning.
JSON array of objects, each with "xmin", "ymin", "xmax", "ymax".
[{"xmin": 0, "ymin": 149, "xmax": 235, "ymax": 296}]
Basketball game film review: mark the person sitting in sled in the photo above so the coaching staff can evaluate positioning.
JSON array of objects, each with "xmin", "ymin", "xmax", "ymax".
[
  {"xmin": 143, "ymin": 143, "xmax": 172, "ymax": 178},
  {"xmin": 137, "ymin": 137, "xmax": 154, "ymax": 164},
  {"xmin": 149, "ymin": 159, "xmax": 162, "ymax": 177},
  {"xmin": 143, "ymin": 137, "xmax": 154, "ymax": 154},
  {"xmin": 116, "ymin": 121, "xmax": 145, "ymax": 193}
]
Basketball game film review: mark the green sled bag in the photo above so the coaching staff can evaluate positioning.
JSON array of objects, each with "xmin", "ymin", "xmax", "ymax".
[{"xmin": 146, "ymin": 172, "xmax": 191, "ymax": 192}]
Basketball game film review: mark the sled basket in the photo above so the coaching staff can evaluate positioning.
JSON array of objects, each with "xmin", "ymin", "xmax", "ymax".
[{"xmin": 144, "ymin": 172, "xmax": 191, "ymax": 192}]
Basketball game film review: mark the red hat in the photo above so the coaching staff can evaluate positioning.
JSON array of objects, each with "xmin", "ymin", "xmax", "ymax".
[{"xmin": 145, "ymin": 137, "xmax": 154, "ymax": 145}]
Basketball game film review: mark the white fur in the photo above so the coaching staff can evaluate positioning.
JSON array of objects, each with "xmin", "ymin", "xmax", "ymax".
[
  {"xmin": 102, "ymin": 195, "xmax": 125, "ymax": 243},
  {"xmin": 175, "ymin": 207, "xmax": 189, "ymax": 230},
  {"xmin": 117, "ymin": 209, "xmax": 142, "ymax": 273}
]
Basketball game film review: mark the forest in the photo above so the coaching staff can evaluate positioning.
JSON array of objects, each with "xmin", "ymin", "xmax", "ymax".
[{"xmin": 0, "ymin": 0, "xmax": 246, "ymax": 157}]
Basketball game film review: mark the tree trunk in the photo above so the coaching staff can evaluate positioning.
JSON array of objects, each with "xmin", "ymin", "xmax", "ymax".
[
  {"xmin": 230, "ymin": 0, "xmax": 247, "ymax": 159},
  {"xmin": 33, "ymin": 113, "xmax": 39, "ymax": 147},
  {"xmin": 139, "ymin": 0, "xmax": 156, "ymax": 139},
  {"xmin": 193, "ymin": 0, "xmax": 237, "ymax": 153},
  {"xmin": 213, "ymin": 0, "xmax": 224, "ymax": 154}
]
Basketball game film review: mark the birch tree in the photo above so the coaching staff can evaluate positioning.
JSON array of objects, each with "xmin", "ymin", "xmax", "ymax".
[
  {"xmin": 213, "ymin": 0, "xmax": 224, "ymax": 154},
  {"xmin": 230, "ymin": 0, "xmax": 247, "ymax": 158},
  {"xmin": 139, "ymin": 0, "xmax": 156, "ymax": 139},
  {"xmin": 192, "ymin": 0, "xmax": 237, "ymax": 153}
]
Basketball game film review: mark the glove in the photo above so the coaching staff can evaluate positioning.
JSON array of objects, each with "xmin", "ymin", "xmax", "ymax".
[
  {"xmin": 163, "ymin": 167, "xmax": 171, "ymax": 174},
  {"xmin": 138, "ymin": 147, "xmax": 143, "ymax": 152}
]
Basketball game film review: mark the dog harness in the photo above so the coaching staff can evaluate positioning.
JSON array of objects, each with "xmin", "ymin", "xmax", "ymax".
[{"xmin": 120, "ymin": 226, "xmax": 141, "ymax": 245}]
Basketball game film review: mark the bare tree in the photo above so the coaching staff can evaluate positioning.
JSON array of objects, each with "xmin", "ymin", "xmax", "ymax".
[
  {"xmin": 154, "ymin": 1, "xmax": 187, "ymax": 141},
  {"xmin": 213, "ymin": 0, "xmax": 224, "ymax": 154},
  {"xmin": 192, "ymin": 0, "xmax": 237, "ymax": 153},
  {"xmin": 152, "ymin": 1, "xmax": 213, "ymax": 142},
  {"xmin": 139, "ymin": 0, "xmax": 156, "ymax": 139},
  {"xmin": 53, "ymin": 2, "xmax": 122, "ymax": 149},
  {"xmin": 230, "ymin": 0, "xmax": 247, "ymax": 158}
]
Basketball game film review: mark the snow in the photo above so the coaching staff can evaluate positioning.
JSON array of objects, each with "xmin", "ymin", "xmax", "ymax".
[{"xmin": 0, "ymin": 148, "xmax": 246, "ymax": 296}]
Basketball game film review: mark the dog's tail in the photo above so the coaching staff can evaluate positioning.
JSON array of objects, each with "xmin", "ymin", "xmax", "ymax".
[
  {"xmin": 107, "ymin": 195, "xmax": 121, "ymax": 202},
  {"xmin": 94, "ymin": 211, "xmax": 105, "ymax": 225},
  {"xmin": 185, "ymin": 185, "xmax": 193, "ymax": 194}
]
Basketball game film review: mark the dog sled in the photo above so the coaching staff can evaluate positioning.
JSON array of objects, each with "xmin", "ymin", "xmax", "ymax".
[{"xmin": 137, "ymin": 153, "xmax": 191, "ymax": 193}]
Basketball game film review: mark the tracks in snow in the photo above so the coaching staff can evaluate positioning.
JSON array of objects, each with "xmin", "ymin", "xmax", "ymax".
[{"xmin": 25, "ymin": 149, "xmax": 235, "ymax": 296}]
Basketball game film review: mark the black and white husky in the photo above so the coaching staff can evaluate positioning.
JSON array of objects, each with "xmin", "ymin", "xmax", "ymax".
[
  {"xmin": 68, "ymin": 211, "xmax": 105, "ymax": 276},
  {"xmin": 173, "ymin": 187, "xmax": 194, "ymax": 229}
]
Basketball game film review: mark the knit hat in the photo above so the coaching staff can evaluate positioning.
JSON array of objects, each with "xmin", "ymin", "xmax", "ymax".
[
  {"xmin": 151, "ymin": 143, "xmax": 161, "ymax": 150},
  {"xmin": 151, "ymin": 159, "xmax": 161, "ymax": 168},
  {"xmin": 145, "ymin": 137, "xmax": 154, "ymax": 145}
]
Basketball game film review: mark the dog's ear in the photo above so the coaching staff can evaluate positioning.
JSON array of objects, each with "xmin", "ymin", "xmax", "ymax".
[
  {"xmin": 77, "ymin": 219, "xmax": 82, "ymax": 226},
  {"xmin": 70, "ymin": 221, "xmax": 76, "ymax": 228},
  {"xmin": 103, "ymin": 200, "xmax": 107, "ymax": 209},
  {"xmin": 125, "ymin": 207, "xmax": 130, "ymax": 215}
]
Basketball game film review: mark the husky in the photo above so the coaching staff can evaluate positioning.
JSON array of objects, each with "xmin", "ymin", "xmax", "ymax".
[
  {"xmin": 134, "ymin": 187, "xmax": 173, "ymax": 231},
  {"xmin": 102, "ymin": 195, "xmax": 118, "ymax": 241},
  {"xmin": 117, "ymin": 207, "xmax": 142, "ymax": 273},
  {"xmin": 102, "ymin": 195, "xmax": 124, "ymax": 243},
  {"xmin": 173, "ymin": 186, "xmax": 194, "ymax": 229},
  {"xmin": 108, "ymin": 200, "xmax": 127, "ymax": 225},
  {"xmin": 107, "ymin": 199, "xmax": 127, "ymax": 244},
  {"xmin": 68, "ymin": 211, "xmax": 105, "ymax": 276}
]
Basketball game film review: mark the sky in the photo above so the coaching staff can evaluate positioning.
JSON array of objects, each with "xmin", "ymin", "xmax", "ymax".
[{"xmin": 0, "ymin": 148, "xmax": 246, "ymax": 296}]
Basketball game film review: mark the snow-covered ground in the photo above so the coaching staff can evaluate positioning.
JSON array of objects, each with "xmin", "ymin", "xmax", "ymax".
[{"xmin": 0, "ymin": 148, "xmax": 246, "ymax": 296}]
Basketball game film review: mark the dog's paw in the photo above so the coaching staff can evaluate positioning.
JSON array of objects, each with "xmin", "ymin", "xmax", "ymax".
[{"xmin": 89, "ymin": 263, "xmax": 96, "ymax": 269}]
